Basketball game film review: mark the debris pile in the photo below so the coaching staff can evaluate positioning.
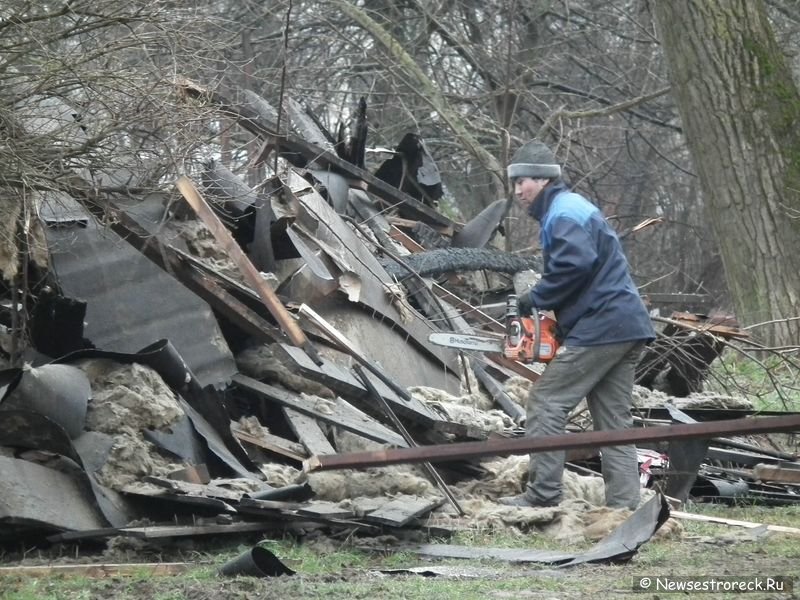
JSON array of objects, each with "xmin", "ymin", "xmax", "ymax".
[{"xmin": 1, "ymin": 81, "xmax": 798, "ymax": 569}]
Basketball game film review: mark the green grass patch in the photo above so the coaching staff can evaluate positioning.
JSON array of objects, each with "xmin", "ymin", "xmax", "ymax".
[
  {"xmin": 3, "ymin": 502, "xmax": 799, "ymax": 599},
  {"xmin": 706, "ymin": 352, "xmax": 800, "ymax": 412}
]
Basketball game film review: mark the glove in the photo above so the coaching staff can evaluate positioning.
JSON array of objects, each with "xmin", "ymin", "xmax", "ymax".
[{"xmin": 517, "ymin": 292, "xmax": 535, "ymax": 316}]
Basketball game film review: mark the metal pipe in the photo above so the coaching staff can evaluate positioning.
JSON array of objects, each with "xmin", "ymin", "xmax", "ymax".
[{"xmin": 305, "ymin": 413, "xmax": 800, "ymax": 472}]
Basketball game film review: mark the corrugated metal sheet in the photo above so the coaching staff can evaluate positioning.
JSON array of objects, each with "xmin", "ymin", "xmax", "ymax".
[{"xmin": 41, "ymin": 195, "xmax": 237, "ymax": 387}]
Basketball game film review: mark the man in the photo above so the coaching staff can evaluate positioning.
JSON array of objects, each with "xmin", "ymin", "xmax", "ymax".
[{"xmin": 499, "ymin": 139, "xmax": 655, "ymax": 510}]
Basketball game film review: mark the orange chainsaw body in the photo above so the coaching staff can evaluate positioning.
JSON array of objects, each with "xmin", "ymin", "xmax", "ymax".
[{"xmin": 503, "ymin": 313, "xmax": 559, "ymax": 363}]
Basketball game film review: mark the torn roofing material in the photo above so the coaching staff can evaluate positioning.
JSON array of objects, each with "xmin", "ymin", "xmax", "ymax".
[
  {"xmin": 40, "ymin": 195, "xmax": 237, "ymax": 388},
  {"xmin": 396, "ymin": 494, "xmax": 670, "ymax": 566}
]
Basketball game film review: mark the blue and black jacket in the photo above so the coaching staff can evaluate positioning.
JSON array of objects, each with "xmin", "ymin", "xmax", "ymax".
[{"xmin": 525, "ymin": 181, "xmax": 655, "ymax": 347}]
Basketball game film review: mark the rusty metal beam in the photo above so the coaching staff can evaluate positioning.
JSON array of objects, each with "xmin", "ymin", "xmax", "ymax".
[{"xmin": 304, "ymin": 413, "xmax": 800, "ymax": 472}]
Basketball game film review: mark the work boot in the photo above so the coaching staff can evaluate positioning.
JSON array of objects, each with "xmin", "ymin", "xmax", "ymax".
[{"xmin": 497, "ymin": 493, "xmax": 559, "ymax": 508}]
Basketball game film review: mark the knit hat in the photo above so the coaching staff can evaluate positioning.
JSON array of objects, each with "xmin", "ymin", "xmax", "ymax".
[{"xmin": 507, "ymin": 140, "xmax": 561, "ymax": 180}]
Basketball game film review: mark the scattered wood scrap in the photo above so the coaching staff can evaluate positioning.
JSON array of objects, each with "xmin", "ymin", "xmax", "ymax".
[
  {"xmin": 671, "ymin": 510, "xmax": 800, "ymax": 537},
  {"xmin": 0, "ymin": 563, "xmax": 194, "ymax": 578},
  {"xmin": 363, "ymin": 496, "xmax": 444, "ymax": 528}
]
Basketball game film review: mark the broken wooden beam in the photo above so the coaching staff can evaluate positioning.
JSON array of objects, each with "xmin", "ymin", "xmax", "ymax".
[
  {"xmin": 753, "ymin": 463, "xmax": 800, "ymax": 485},
  {"xmin": 304, "ymin": 413, "xmax": 800, "ymax": 472},
  {"xmin": 671, "ymin": 510, "xmax": 800, "ymax": 536},
  {"xmin": 232, "ymin": 427, "xmax": 308, "ymax": 462},
  {"xmin": 363, "ymin": 496, "xmax": 444, "ymax": 528},
  {"xmin": 175, "ymin": 175, "xmax": 322, "ymax": 365},
  {"xmin": 49, "ymin": 521, "xmax": 280, "ymax": 543},
  {"xmin": 283, "ymin": 408, "xmax": 337, "ymax": 456}
]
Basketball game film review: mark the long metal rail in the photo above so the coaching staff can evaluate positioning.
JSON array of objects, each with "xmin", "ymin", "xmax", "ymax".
[{"xmin": 305, "ymin": 413, "xmax": 800, "ymax": 472}]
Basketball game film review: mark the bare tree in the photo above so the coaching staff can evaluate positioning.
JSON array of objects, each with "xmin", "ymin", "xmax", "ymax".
[
  {"xmin": 653, "ymin": 0, "xmax": 800, "ymax": 348},
  {"xmin": 0, "ymin": 1, "xmax": 237, "ymax": 360}
]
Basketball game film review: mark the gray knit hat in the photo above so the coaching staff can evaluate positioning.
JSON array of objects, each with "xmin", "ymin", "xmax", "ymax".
[{"xmin": 507, "ymin": 140, "xmax": 561, "ymax": 180}]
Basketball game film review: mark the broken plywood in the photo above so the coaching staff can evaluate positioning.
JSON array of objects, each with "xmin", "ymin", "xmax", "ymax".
[
  {"xmin": 283, "ymin": 408, "xmax": 336, "ymax": 456},
  {"xmin": 271, "ymin": 344, "xmax": 443, "ymax": 428},
  {"xmin": 234, "ymin": 374, "xmax": 408, "ymax": 448},
  {"xmin": 363, "ymin": 496, "xmax": 443, "ymax": 528},
  {"xmin": 284, "ymin": 170, "xmax": 461, "ymax": 387}
]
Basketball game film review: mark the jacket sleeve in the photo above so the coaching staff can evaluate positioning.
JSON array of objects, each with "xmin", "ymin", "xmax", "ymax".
[{"xmin": 529, "ymin": 216, "xmax": 597, "ymax": 311}]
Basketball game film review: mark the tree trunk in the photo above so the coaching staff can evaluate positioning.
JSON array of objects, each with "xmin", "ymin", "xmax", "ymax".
[{"xmin": 653, "ymin": 0, "xmax": 800, "ymax": 347}]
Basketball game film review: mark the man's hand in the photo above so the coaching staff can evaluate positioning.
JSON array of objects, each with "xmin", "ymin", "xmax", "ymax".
[{"xmin": 517, "ymin": 292, "xmax": 535, "ymax": 316}]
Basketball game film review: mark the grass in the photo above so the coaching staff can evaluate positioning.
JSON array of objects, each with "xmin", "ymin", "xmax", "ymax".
[
  {"xmin": 706, "ymin": 351, "xmax": 800, "ymax": 412},
  {"xmin": 3, "ymin": 503, "xmax": 800, "ymax": 600}
]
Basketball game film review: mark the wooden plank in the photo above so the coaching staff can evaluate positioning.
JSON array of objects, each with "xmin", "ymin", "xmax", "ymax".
[
  {"xmin": 753, "ymin": 463, "xmax": 800, "ymax": 485},
  {"xmin": 283, "ymin": 408, "xmax": 337, "ymax": 455},
  {"xmin": 50, "ymin": 521, "xmax": 281, "ymax": 542},
  {"xmin": 326, "ymin": 396, "xmax": 418, "ymax": 450},
  {"xmin": 232, "ymin": 427, "xmax": 308, "ymax": 462},
  {"xmin": 273, "ymin": 343, "xmax": 441, "ymax": 427},
  {"xmin": 0, "ymin": 563, "xmax": 192, "ymax": 578},
  {"xmin": 388, "ymin": 217, "xmax": 454, "ymax": 235},
  {"xmin": 175, "ymin": 176, "xmax": 321, "ymax": 364},
  {"xmin": 136, "ymin": 478, "xmax": 244, "ymax": 501},
  {"xmin": 233, "ymin": 374, "xmax": 409, "ymax": 447},
  {"xmin": 671, "ymin": 510, "xmax": 800, "ymax": 536},
  {"xmin": 295, "ymin": 501, "xmax": 356, "ymax": 520},
  {"xmin": 363, "ymin": 496, "xmax": 444, "ymax": 527},
  {"xmin": 389, "ymin": 225, "xmax": 426, "ymax": 252}
]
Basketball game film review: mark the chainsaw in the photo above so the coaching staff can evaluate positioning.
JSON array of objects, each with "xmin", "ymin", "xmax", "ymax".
[{"xmin": 428, "ymin": 295, "xmax": 560, "ymax": 364}]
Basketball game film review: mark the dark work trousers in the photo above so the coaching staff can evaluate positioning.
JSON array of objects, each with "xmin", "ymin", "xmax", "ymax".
[{"xmin": 525, "ymin": 341, "xmax": 644, "ymax": 509}]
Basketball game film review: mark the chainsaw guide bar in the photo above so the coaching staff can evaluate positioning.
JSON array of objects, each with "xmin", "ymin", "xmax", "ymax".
[{"xmin": 427, "ymin": 332, "xmax": 504, "ymax": 354}]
